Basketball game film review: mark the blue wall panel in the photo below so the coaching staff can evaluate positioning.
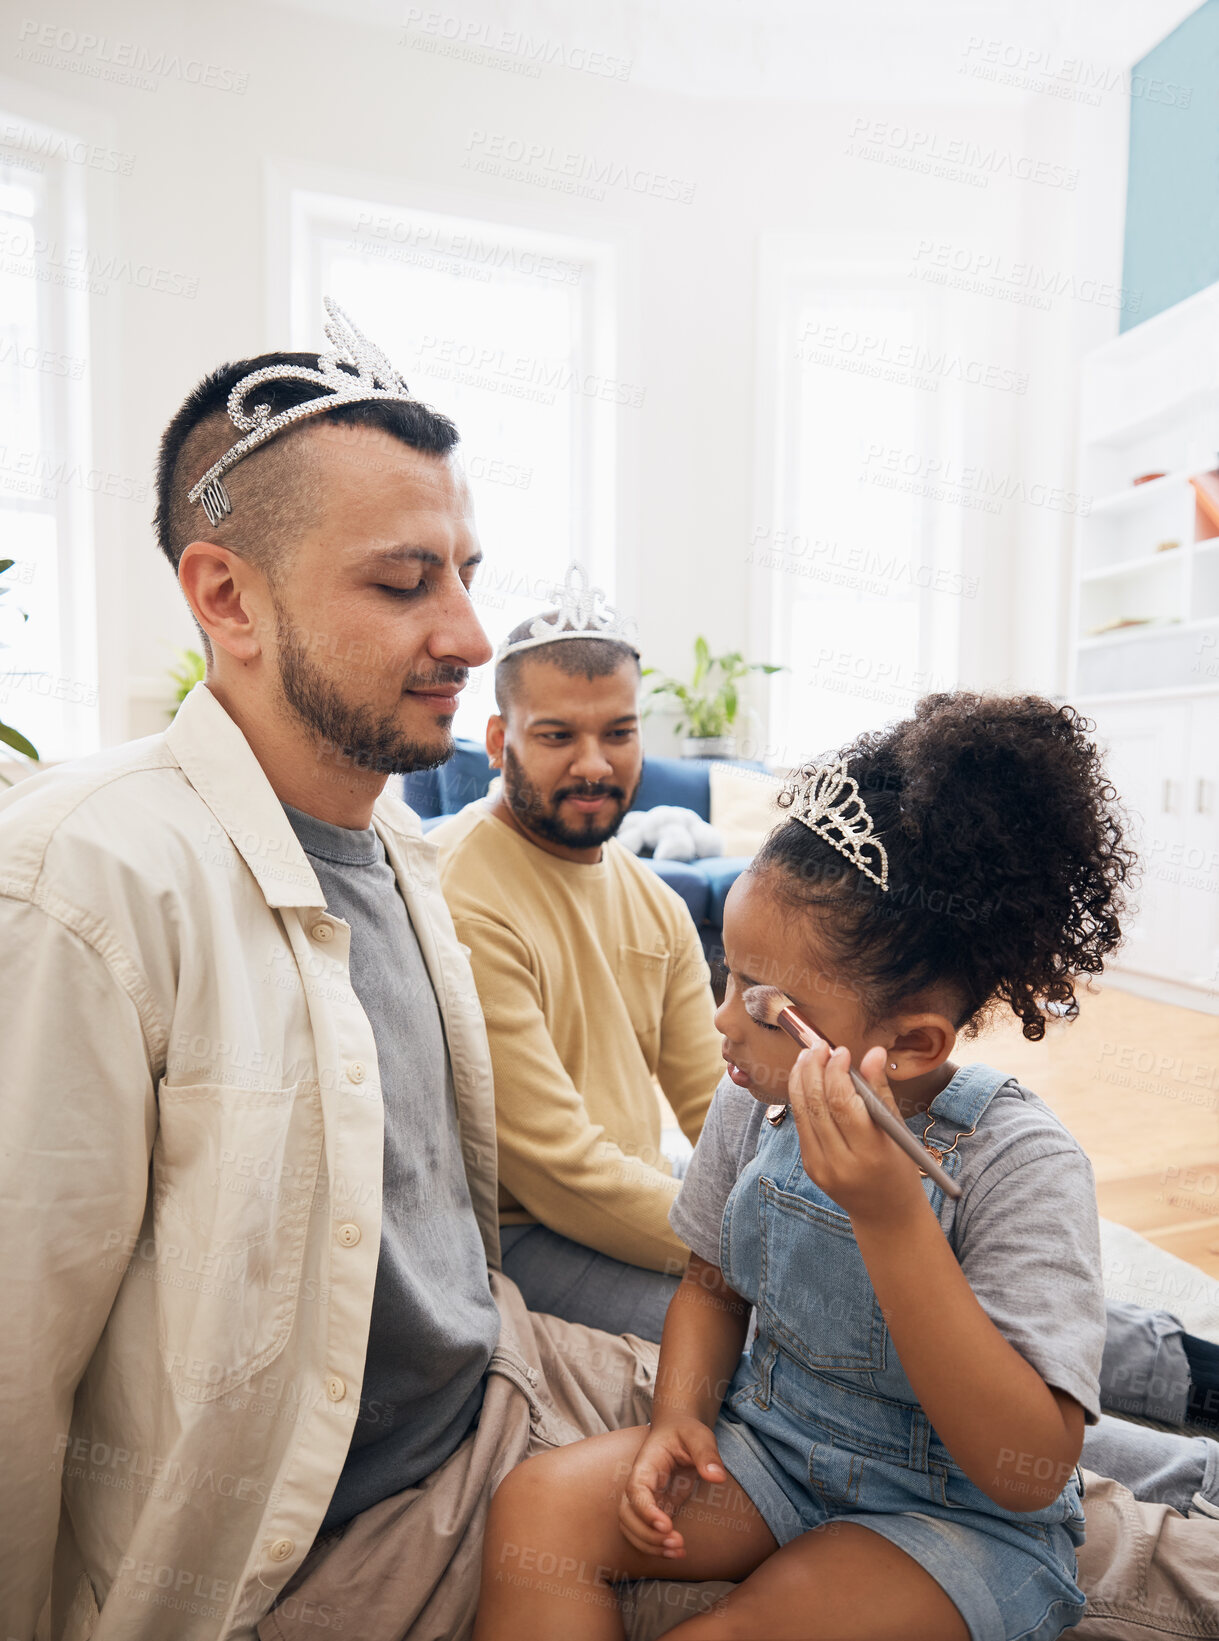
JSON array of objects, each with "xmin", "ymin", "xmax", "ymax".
[{"xmin": 1122, "ymin": 0, "xmax": 1219, "ymax": 331}]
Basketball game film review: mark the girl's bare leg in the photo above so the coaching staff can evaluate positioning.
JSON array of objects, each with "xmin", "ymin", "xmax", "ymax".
[
  {"xmin": 473, "ymin": 1425, "xmax": 777, "ymax": 1641},
  {"xmin": 664, "ymin": 1521, "xmax": 970, "ymax": 1641}
]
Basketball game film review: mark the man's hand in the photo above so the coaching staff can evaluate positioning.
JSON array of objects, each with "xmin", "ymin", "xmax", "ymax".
[
  {"xmin": 618, "ymin": 1418, "xmax": 727, "ymax": 1558},
  {"xmin": 788, "ymin": 1042, "xmax": 927, "ymax": 1225}
]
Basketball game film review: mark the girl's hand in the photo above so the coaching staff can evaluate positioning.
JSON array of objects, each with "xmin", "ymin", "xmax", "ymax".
[
  {"xmin": 788, "ymin": 1042, "xmax": 927, "ymax": 1225},
  {"xmin": 618, "ymin": 1418, "xmax": 727, "ymax": 1558}
]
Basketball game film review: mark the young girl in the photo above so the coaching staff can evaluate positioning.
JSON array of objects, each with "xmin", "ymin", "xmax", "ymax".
[{"xmin": 473, "ymin": 693, "xmax": 1135, "ymax": 1641}]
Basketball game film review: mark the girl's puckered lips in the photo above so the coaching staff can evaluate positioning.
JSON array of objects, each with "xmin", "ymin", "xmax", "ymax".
[{"xmin": 722, "ymin": 1046, "xmax": 756, "ymax": 1089}]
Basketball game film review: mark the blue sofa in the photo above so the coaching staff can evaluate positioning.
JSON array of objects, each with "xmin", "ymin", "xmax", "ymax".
[{"xmin": 403, "ymin": 740, "xmax": 760, "ymax": 955}]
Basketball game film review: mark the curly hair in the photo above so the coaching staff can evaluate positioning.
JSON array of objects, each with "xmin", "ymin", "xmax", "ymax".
[{"xmin": 753, "ymin": 693, "xmax": 1138, "ymax": 1041}]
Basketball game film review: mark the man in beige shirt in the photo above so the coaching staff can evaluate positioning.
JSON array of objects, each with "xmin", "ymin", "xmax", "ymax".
[
  {"xmin": 0, "ymin": 309, "xmax": 659, "ymax": 1641},
  {"xmin": 431, "ymin": 606, "xmax": 735, "ymax": 1338}
]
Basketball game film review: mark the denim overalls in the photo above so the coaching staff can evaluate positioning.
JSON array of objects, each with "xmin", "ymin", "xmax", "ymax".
[{"xmin": 711, "ymin": 1063, "xmax": 1089, "ymax": 1641}]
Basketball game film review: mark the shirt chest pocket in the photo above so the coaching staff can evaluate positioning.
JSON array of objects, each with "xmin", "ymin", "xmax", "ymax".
[
  {"xmin": 615, "ymin": 944, "xmax": 670, "ymax": 1066},
  {"xmin": 757, "ymin": 1174, "xmax": 889, "ymax": 1378},
  {"xmin": 152, "ymin": 1080, "xmax": 324, "ymax": 1402}
]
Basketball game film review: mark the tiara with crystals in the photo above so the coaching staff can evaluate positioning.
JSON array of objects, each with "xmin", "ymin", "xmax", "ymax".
[
  {"xmin": 785, "ymin": 758, "xmax": 889, "ymax": 891},
  {"xmin": 494, "ymin": 563, "xmax": 640, "ymax": 664},
  {"xmin": 187, "ymin": 297, "xmax": 420, "ymax": 525}
]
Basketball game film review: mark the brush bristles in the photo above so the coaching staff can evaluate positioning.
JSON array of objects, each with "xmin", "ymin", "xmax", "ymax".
[{"xmin": 742, "ymin": 984, "xmax": 792, "ymax": 1026}]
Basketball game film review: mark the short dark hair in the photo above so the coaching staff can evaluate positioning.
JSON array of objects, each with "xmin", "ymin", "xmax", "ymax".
[
  {"xmin": 153, "ymin": 351, "xmax": 460, "ymax": 580},
  {"xmin": 494, "ymin": 619, "xmax": 641, "ymax": 714}
]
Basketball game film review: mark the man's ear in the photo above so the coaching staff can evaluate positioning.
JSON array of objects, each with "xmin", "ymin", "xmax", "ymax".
[
  {"xmin": 485, "ymin": 714, "xmax": 506, "ymax": 769},
  {"xmin": 178, "ymin": 540, "xmax": 267, "ymax": 664}
]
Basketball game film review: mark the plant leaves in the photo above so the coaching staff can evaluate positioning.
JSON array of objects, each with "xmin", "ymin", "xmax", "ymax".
[
  {"xmin": 650, "ymin": 637, "xmax": 782, "ymax": 740},
  {"xmin": 167, "ymin": 648, "xmax": 206, "ymax": 708},
  {"xmin": 0, "ymin": 721, "xmax": 39, "ymax": 760}
]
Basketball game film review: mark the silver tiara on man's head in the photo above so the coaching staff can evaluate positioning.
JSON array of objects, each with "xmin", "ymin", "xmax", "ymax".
[
  {"xmin": 187, "ymin": 297, "xmax": 420, "ymax": 525},
  {"xmin": 494, "ymin": 563, "xmax": 640, "ymax": 664},
  {"xmin": 784, "ymin": 757, "xmax": 890, "ymax": 891}
]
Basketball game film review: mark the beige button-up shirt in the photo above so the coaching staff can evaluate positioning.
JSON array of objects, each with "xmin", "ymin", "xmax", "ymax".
[{"xmin": 0, "ymin": 684, "xmax": 501, "ymax": 1640}]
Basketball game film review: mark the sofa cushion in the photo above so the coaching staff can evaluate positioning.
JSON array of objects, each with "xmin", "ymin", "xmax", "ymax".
[
  {"xmin": 699, "ymin": 856, "xmax": 755, "ymax": 927},
  {"xmin": 402, "ymin": 739, "xmax": 492, "ymax": 818},
  {"xmin": 643, "ymin": 859, "xmax": 712, "ymax": 925},
  {"xmin": 632, "ymin": 757, "xmax": 713, "ymax": 820},
  {"xmin": 709, "ymin": 762, "xmax": 784, "ymax": 856}
]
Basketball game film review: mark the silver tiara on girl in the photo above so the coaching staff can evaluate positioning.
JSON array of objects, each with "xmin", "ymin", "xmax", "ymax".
[
  {"xmin": 494, "ymin": 563, "xmax": 640, "ymax": 662},
  {"xmin": 188, "ymin": 297, "xmax": 419, "ymax": 525},
  {"xmin": 786, "ymin": 759, "xmax": 890, "ymax": 891}
]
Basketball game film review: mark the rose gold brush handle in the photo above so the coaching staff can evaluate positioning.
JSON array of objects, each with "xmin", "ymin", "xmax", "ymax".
[{"xmin": 773, "ymin": 1008, "xmax": 962, "ymax": 1200}]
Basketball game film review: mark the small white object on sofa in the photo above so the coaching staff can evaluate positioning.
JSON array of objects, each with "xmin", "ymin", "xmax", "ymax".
[{"xmin": 618, "ymin": 805, "xmax": 724, "ymax": 863}]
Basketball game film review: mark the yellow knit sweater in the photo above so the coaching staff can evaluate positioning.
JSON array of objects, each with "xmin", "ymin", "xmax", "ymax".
[{"xmin": 432, "ymin": 802, "xmax": 723, "ymax": 1273}]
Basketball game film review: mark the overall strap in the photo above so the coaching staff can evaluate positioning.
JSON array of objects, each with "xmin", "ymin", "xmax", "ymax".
[{"xmin": 921, "ymin": 1061, "xmax": 1014, "ymax": 1143}]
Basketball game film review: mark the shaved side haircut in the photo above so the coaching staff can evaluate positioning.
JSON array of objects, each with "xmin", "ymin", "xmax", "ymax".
[
  {"xmin": 494, "ymin": 621, "xmax": 641, "ymax": 715},
  {"xmin": 153, "ymin": 352, "xmax": 461, "ymax": 585}
]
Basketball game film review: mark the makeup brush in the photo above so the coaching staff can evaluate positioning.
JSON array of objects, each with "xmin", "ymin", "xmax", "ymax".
[{"xmin": 741, "ymin": 984, "xmax": 962, "ymax": 1200}]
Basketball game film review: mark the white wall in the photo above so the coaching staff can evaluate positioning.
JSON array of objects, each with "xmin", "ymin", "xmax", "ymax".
[{"xmin": 1, "ymin": 0, "xmax": 1149, "ymax": 747}]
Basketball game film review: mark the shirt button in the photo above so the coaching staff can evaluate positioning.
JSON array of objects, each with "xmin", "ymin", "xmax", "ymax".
[
  {"xmin": 310, "ymin": 921, "xmax": 334, "ymax": 943},
  {"xmin": 269, "ymin": 1538, "xmax": 295, "ymax": 1562},
  {"xmin": 326, "ymin": 1375, "xmax": 346, "ymax": 1402},
  {"xmin": 336, "ymin": 1222, "xmax": 361, "ymax": 1247},
  {"xmin": 346, "ymin": 1060, "xmax": 366, "ymax": 1084}
]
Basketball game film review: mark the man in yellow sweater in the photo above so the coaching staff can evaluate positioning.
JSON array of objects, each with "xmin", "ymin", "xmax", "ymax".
[{"xmin": 430, "ymin": 589, "xmax": 723, "ymax": 1340}]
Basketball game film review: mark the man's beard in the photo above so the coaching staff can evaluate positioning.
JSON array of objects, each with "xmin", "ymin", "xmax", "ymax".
[
  {"xmin": 275, "ymin": 606, "xmax": 465, "ymax": 776},
  {"xmin": 502, "ymin": 745, "xmax": 638, "ymax": 849}
]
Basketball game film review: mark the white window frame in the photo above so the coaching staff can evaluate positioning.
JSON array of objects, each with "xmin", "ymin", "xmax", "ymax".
[
  {"xmin": 268, "ymin": 166, "xmax": 621, "ymax": 600},
  {"xmin": 0, "ymin": 103, "xmax": 97, "ymax": 761},
  {"xmin": 751, "ymin": 240, "xmax": 964, "ymax": 764}
]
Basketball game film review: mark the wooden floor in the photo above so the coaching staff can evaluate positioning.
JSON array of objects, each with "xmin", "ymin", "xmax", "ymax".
[{"xmin": 964, "ymin": 983, "xmax": 1219, "ymax": 1280}]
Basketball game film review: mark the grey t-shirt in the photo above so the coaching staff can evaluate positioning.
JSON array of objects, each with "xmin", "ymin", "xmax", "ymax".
[
  {"xmin": 283, "ymin": 805, "xmax": 500, "ymax": 1528},
  {"xmin": 670, "ymin": 1069, "xmax": 1106, "ymax": 1422}
]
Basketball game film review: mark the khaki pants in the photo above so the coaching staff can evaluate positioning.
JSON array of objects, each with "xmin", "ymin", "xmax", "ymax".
[
  {"xmin": 259, "ymin": 1273, "xmax": 1219, "ymax": 1641},
  {"xmin": 1072, "ymin": 1470, "xmax": 1219, "ymax": 1639}
]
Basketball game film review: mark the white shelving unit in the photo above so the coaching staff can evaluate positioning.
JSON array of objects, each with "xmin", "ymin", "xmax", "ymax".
[{"xmin": 1071, "ymin": 282, "xmax": 1219, "ymax": 1012}]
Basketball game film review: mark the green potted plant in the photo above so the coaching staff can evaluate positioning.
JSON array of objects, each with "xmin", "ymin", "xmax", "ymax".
[
  {"xmin": 0, "ymin": 558, "xmax": 39, "ymax": 786},
  {"xmin": 167, "ymin": 647, "xmax": 206, "ymax": 714},
  {"xmin": 644, "ymin": 636, "xmax": 784, "ymax": 759}
]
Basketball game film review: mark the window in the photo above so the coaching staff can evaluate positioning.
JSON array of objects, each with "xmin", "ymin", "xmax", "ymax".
[
  {"xmin": 290, "ymin": 191, "xmax": 618, "ymax": 739},
  {"xmin": 754, "ymin": 260, "xmax": 961, "ymax": 767},
  {"xmin": 0, "ymin": 125, "xmax": 96, "ymax": 765}
]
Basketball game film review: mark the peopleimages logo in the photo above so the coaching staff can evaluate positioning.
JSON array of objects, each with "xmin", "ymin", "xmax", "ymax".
[
  {"xmin": 15, "ymin": 19, "xmax": 249, "ymax": 93},
  {"xmin": 845, "ymin": 117, "xmax": 1078, "ymax": 191},
  {"xmin": 413, "ymin": 334, "xmax": 646, "ymax": 409},
  {"xmin": 910, "ymin": 239, "xmax": 1140, "ymax": 315},
  {"xmin": 0, "ymin": 119, "xmax": 136, "ymax": 175},
  {"xmin": 860, "ymin": 444, "xmax": 1091, "ymax": 516},
  {"xmin": 0, "ymin": 444, "xmax": 149, "ymax": 502},
  {"xmin": 353, "ymin": 212, "xmax": 582, "ymax": 285},
  {"xmin": 0, "ymin": 223, "xmax": 199, "ymax": 299},
  {"xmin": 796, "ymin": 320, "xmax": 1027, "ymax": 396},
  {"xmin": 401, "ymin": 9, "xmax": 632, "ymax": 81},
  {"xmin": 463, "ymin": 130, "xmax": 696, "ymax": 205},
  {"xmin": 959, "ymin": 36, "xmax": 1192, "ymax": 109},
  {"xmin": 0, "ymin": 336, "xmax": 85, "ymax": 379}
]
